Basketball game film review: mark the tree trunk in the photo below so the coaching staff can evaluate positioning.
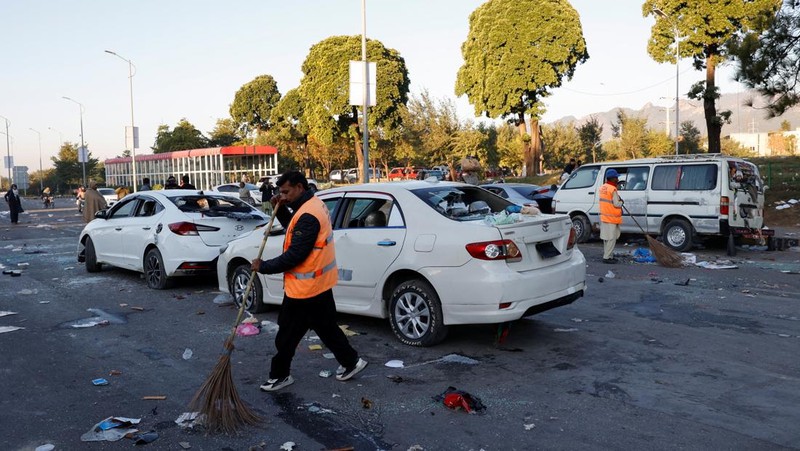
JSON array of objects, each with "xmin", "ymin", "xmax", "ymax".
[
  {"xmin": 352, "ymin": 106, "xmax": 364, "ymax": 179},
  {"xmin": 517, "ymin": 113, "xmax": 532, "ymax": 177},
  {"xmin": 705, "ymin": 57, "xmax": 721, "ymax": 154},
  {"xmin": 530, "ymin": 119, "xmax": 543, "ymax": 175}
]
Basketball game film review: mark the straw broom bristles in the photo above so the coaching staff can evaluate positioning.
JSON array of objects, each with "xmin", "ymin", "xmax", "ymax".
[{"xmin": 622, "ymin": 203, "xmax": 683, "ymax": 268}]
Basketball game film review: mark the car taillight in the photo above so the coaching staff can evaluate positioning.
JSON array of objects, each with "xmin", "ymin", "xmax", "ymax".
[
  {"xmin": 465, "ymin": 240, "xmax": 521, "ymax": 261},
  {"xmin": 720, "ymin": 196, "xmax": 729, "ymax": 215},
  {"xmin": 168, "ymin": 222, "xmax": 220, "ymax": 236},
  {"xmin": 567, "ymin": 226, "xmax": 577, "ymax": 249}
]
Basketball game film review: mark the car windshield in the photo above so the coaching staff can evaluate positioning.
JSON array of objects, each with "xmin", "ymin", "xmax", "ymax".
[
  {"xmin": 411, "ymin": 186, "xmax": 512, "ymax": 221},
  {"xmin": 169, "ymin": 195, "xmax": 265, "ymax": 219}
]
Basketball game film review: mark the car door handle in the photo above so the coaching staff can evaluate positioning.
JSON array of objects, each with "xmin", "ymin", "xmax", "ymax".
[
  {"xmin": 588, "ymin": 192, "xmax": 595, "ymax": 195},
  {"xmin": 115, "ymin": 227, "xmax": 123, "ymax": 231},
  {"xmin": 377, "ymin": 240, "xmax": 396, "ymax": 246},
  {"xmin": 142, "ymin": 227, "xmax": 151, "ymax": 230}
]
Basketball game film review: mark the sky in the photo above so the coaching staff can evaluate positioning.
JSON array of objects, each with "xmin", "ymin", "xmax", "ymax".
[{"xmin": 0, "ymin": 0, "xmax": 748, "ymax": 173}]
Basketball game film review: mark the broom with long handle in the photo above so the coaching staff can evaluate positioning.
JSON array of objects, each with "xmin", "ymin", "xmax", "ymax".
[
  {"xmin": 189, "ymin": 204, "xmax": 280, "ymax": 433},
  {"xmin": 620, "ymin": 200, "xmax": 683, "ymax": 268}
]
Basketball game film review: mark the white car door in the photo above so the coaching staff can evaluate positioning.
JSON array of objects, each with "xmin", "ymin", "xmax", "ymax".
[
  {"xmin": 123, "ymin": 197, "xmax": 166, "ymax": 269},
  {"xmin": 332, "ymin": 193, "xmax": 406, "ymax": 312},
  {"xmin": 91, "ymin": 199, "xmax": 139, "ymax": 267}
]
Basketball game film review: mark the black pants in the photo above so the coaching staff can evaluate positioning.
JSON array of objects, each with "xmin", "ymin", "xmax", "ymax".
[{"xmin": 270, "ymin": 288, "xmax": 358, "ymax": 379}]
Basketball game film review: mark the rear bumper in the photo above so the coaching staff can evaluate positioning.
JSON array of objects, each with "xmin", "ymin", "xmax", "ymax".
[{"xmin": 719, "ymin": 220, "xmax": 775, "ymax": 238}]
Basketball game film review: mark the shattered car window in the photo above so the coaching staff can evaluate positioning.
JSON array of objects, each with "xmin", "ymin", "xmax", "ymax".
[
  {"xmin": 169, "ymin": 195, "xmax": 267, "ymax": 220},
  {"xmin": 411, "ymin": 186, "xmax": 512, "ymax": 221}
]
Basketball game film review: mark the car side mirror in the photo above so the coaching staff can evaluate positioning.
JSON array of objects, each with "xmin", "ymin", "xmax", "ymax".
[{"xmin": 95, "ymin": 210, "xmax": 108, "ymax": 219}]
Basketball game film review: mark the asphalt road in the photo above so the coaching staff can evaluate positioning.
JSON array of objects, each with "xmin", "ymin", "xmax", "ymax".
[{"xmin": 1, "ymin": 197, "xmax": 799, "ymax": 451}]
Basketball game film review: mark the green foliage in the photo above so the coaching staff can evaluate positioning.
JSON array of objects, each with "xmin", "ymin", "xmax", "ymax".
[
  {"xmin": 576, "ymin": 116, "xmax": 605, "ymax": 163},
  {"xmin": 541, "ymin": 122, "xmax": 581, "ymax": 170},
  {"xmin": 398, "ymin": 90, "xmax": 461, "ymax": 166},
  {"xmin": 456, "ymin": 0, "xmax": 588, "ymax": 120},
  {"xmin": 208, "ymin": 118, "xmax": 242, "ymax": 147},
  {"xmin": 679, "ymin": 120, "xmax": 703, "ymax": 154},
  {"xmin": 643, "ymin": 0, "xmax": 781, "ymax": 153},
  {"xmin": 781, "ymin": 119, "xmax": 792, "ymax": 131},
  {"xmin": 152, "ymin": 119, "xmax": 208, "ymax": 153},
  {"xmin": 722, "ymin": 137, "xmax": 756, "ymax": 156},
  {"xmin": 299, "ymin": 35, "xmax": 410, "ymax": 147},
  {"xmin": 230, "ymin": 75, "xmax": 282, "ymax": 133},
  {"xmin": 729, "ymin": 0, "xmax": 800, "ymax": 117},
  {"xmin": 495, "ymin": 123, "xmax": 525, "ymax": 171},
  {"xmin": 51, "ymin": 141, "xmax": 102, "ymax": 191}
]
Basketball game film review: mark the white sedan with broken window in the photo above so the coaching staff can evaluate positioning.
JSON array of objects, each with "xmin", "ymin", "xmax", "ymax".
[
  {"xmin": 216, "ymin": 181, "xmax": 586, "ymax": 346},
  {"xmin": 77, "ymin": 190, "xmax": 268, "ymax": 289}
]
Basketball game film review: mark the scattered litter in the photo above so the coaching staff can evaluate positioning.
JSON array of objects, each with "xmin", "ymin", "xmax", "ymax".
[
  {"xmin": 119, "ymin": 303, "xmax": 128, "ymax": 307},
  {"xmin": 524, "ymin": 423, "xmax": 536, "ymax": 430},
  {"xmin": 434, "ymin": 386, "xmax": 486, "ymax": 414},
  {"xmin": 0, "ymin": 311, "xmax": 18, "ymax": 317},
  {"xmin": 308, "ymin": 344, "xmax": 323, "ymax": 351},
  {"xmin": 571, "ymin": 318, "xmax": 584, "ymax": 323},
  {"xmin": 92, "ymin": 378, "xmax": 109, "ymax": 386},
  {"xmin": 64, "ymin": 266, "xmax": 74, "ymax": 270},
  {"xmin": 0, "ymin": 326, "xmax": 24, "ymax": 334},
  {"xmin": 604, "ymin": 270, "xmax": 615, "ymax": 279},
  {"xmin": 182, "ymin": 348, "xmax": 193, "ymax": 360},
  {"xmin": 632, "ymin": 248, "xmax": 656, "ymax": 263},
  {"xmin": 35, "ymin": 444, "xmax": 55, "ymax": 451},
  {"xmin": 554, "ymin": 328, "xmax": 579, "ymax": 332},
  {"xmin": 17, "ymin": 289, "xmax": 36, "ymax": 295},
  {"xmin": 212, "ymin": 293, "xmax": 234, "ymax": 306},
  {"xmin": 2, "ymin": 244, "xmax": 12, "ymax": 249},
  {"xmin": 39, "ymin": 301, "xmax": 50, "ymax": 304},
  {"xmin": 280, "ymin": 442, "xmax": 296, "ymax": 451},
  {"xmin": 675, "ymin": 279, "xmax": 690, "ymax": 286},
  {"xmin": 109, "ymin": 369, "xmax": 122, "ymax": 376},
  {"xmin": 179, "ymin": 442, "xmax": 191, "ymax": 450},
  {"xmin": 598, "ymin": 277, "xmax": 604, "ymax": 283},
  {"xmin": 696, "ymin": 261, "xmax": 738, "ymax": 270},
  {"xmin": 81, "ymin": 416, "xmax": 141, "ymax": 442},
  {"xmin": 261, "ymin": 320, "xmax": 279, "ymax": 334},
  {"xmin": 304, "ymin": 403, "xmax": 335, "ymax": 414},
  {"xmin": 10, "ymin": 270, "xmax": 22, "ymax": 277},
  {"xmin": 319, "ymin": 370, "xmax": 332, "ymax": 378},
  {"xmin": 387, "ymin": 375, "xmax": 404, "ymax": 383},
  {"xmin": 24, "ymin": 250, "xmax": 45, "ymax": 254},
  {"xmin": 322, "ymin": 352, "xmax": 335, "ymax": 359},
  {"xmin": 339, "ymin": 324, "xmax": 359, "ymax": 336},
  {"xmin": 235, "ymin": 323, "xmax": 260, "ymax": 336},
  {"xmin": 132, "ymin": 430, "xmax": 159, "ymax": 445},
  {"xmin": 175, "ymin": 412, "xmax": 204, "ymax": 429},
  {"xmin": 681, "ymin": 253, "xmax": 697, "ymax": 265},
  {"xmin": 385, "ymin": 359, "xmax": 405, "ymax": 368},
  {"xmin": 361, "ymin": 397, "xmax": 373, "ymax": 409},
  {"xmin": 17, "ymin": 262, "xmax": 29, "ymax": 267},
  {"xmin": 130, "ymin": 306, "xmax": 145, "ymax": 311},
  {"xmin": 142, "ymin": 395, "xmax": 167, "ymax": 400},
  {"xmin": 242, "ymin": 315, "xmax": 259, "ymax": 324}
]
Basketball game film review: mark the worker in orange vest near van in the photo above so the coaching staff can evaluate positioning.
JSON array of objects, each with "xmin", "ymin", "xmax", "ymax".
[
  {"xmin": 251, "ymin": 171, "xmax": 367, "ymax": 391},
  {"xmin": 599, "ymin": 169, "xmax": 624, "ymax": 264}
]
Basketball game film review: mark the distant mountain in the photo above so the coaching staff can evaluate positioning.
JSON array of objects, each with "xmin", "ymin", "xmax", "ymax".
[{"xmin": 547, "ymin": 90, "xmax": 800, "ymax": 141}]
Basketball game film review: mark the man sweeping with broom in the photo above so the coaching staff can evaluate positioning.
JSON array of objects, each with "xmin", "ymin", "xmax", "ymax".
[
  {"xmin": 251, "ymin": 171, "xmax": 367, "ymax": 391},
  {"xmin": 599, "ymin": 169, "xmax": 624, "ymax": 264}
]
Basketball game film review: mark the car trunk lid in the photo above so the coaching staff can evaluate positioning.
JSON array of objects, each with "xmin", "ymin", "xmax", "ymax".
[{"xmin": 494, "ymin": 214, "xmax": 575, "ymax": 272}]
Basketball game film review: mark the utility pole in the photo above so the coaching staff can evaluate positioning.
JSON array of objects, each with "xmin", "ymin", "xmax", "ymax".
[
  {"xmin": 0, "ymin": 115, "xmax": 11, "ymax": 187},
  {"xmin": 62, "ymin": 97, "xmax": 87, "ymax": 187},
  {"xmin": 29, "ymin": 128, "xmax": 43, "ymax": 191},
  {"xmin": 361, "ymin": 0, "xmax": 370, "ymax": 184}
]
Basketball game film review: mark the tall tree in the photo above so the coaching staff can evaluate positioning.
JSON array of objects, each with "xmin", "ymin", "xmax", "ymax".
[
  {"xmin": 678, "ymin": 121, "xmax": 703, "ymax": 154},
  {"xmin": 51, "ymin": 141, "xmax": 101, "ymax": 191},
  {"xmin": 270, "ymin": 88, "xmax": 312, "ymax": 175},
  {"xmin": 299, "ymin": 35, "xmax": 410, "ymax": 179},
  {"xmin": 399, "ymin": 91, "xmax": 462, "ymax": 168},
  {"xmin": 152, "ymin": 119, "xmax": 208, "ymax": 153},
  {"xmin": 230, "ymin": 75, "xmax": 282, "ymax": 136},
  {"xmin": 542, "ymin": 122, "xmax": 581, "ymax": 171},
  {"xmin": 729, "ymin": 0, "xmax": 800, "ymax": 117},
  {"xmin": 576, "ymin": 116, "xmax": 605, "ymax": 163},
  {"xmin": 643, "ymin": 0, "xmax": 781, "ymax": 154},
  {"xmin": 456, "ymin": 0, "xmax": 588, "ymax": 176},
  {"xmin": 208, "ymin": 118, "xmax": 242, "ymax": 147}
]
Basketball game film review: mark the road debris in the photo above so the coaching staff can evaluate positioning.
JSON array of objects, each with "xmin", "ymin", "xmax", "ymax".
[
  {"xmin": 434, "ymin": 386, "xmax": 486, "ymax": 414},
  {"xmin": 385, "ymin": 359, "xmax": 405, "ymax": 368},
  {"xmin": 175, "ymin": 412, "xmax": 204, "ymax": 429},
  {"xmin": 80, "ymin": 416, "xmax": 141, "ymax": 442},
  {"xmin": 0, "ymin": 326, "xmax": 24, "ymax": 334}
]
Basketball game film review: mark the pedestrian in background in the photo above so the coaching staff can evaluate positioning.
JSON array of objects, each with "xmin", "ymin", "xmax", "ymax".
[
  {"xmin": 139, "ymin": 177, "xmax": 152, "ymax": 191},
  {"xmin": 83, "ymin": 180, "xmax": 107, "ymax": 223},
  {"xmin": 252, "ymin": 171, "xmax": 367, "ymax": 391},
  {"xmin": 4, "ymin": 184, "xmax": 23, "ymax": 224},
  {"xmin": 180, "ymin": 175, "xmax": 196, "ymax": 190},
  {"xmin": 164, "ymin": 176, "xmax": 180, "ymax": 189},
  {"xmin": 238, "ymin": 181, "xmax": 255, "ymax": 206},
  {"xmin": 599, "ymin": 169, "xmax": 623, "ymax": 264},
  {"xmin": 259, "ymin": 179, "xmax": 274, "ymax": 214}
]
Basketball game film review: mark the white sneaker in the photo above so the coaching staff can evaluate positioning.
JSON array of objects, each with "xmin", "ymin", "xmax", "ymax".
[
  {"xmin": 336, "ymin": 358, "xmax": 368, "ymax": 381},
  {"xmin": 260, "ymin": 375, "xmax": 294, "ymax": 391}
]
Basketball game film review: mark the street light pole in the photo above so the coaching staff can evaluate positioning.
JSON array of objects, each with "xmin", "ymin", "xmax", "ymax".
[
  {"xmin": 654, "ymin": 8, "xmax": 680, "ymax": 156},
  {"xmin": 62, "ymin": 96, "xmax": 87, "ymax": 187},
  {"xmin": 29, "ymin": 128, "xmax": 43, "ymax": 191},
  {"xmin": 105, "ymin": 50, "xmax": 138, "ymax": 192},
  {"xmin": 0, "ymin": 115, "xmax": 10, "ymax": 187},
  {"xmin": 361, "ymin": 0, "xmax": 370, "ymax": 184}
]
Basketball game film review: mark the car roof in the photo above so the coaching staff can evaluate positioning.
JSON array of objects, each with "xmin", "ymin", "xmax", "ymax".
[
  {"xmin": 580, "ymin": 154, "xmax": 752, "ymax": 167},
  {"xmin": 322, "ymin": 180, "xmax": 468, "ymax": 195}
]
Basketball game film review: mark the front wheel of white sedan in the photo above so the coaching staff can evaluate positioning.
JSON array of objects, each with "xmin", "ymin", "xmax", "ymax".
[
  {"xmin": 144, "ymin": 248, "xmax": 171, "ymax": 290},
  {"xmin": 389, "ymin": 279, "xmax": 448, "ymax": 347},
  {"xmin": 230, "ymin": 264, "xmax": 267, "ymax": 313}
]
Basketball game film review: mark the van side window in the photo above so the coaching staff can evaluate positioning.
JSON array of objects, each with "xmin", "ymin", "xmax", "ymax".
[
  {"xmin": 562, "ymin": 167, "xmax": 598, "ymax": 189},
  {"xmin": 652, "ymin": 164, "xmax": 717, "ymax": 190}
]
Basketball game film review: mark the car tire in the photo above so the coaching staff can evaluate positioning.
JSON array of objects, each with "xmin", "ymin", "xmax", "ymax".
[
  {"xmin": 663, "ymin": 218, "xmax": 693, "ymax": 252},
  {"xmin": 230, "ymin": 263, "xmax": 267, "ymax": 313},
  {"xmin": 144, "ymin": 248, "xmax": 171, "ymax": 290},
  {"xmin": 571, "ymin": 214, "xmax": 592, "ymax": 243},
  {"xmin": 84, "ymin": 237, "xmax": 101, "ymax": 273},
  {"xmin": 389, "ymin": 279, "xmax": 448, "ymax": 347}
]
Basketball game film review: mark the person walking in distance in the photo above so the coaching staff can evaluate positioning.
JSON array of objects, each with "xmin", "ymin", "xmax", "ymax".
[
  {"xmin": 599, "ymin": 169, "xmax": 624, "ymax": 264},
  {"xmin": 139, "ymin": 177, "xmax": 152, "ymax": 191},
  {"xmin": 164, "ymin": 176, "xmax": 180, "ymax": 189},
  {"xmin": 83, "ymin": 180, "xmax": 107, "ymax": 223},
  {"xmin": 251, "ymin": 171, "xmax": 367, "ymax": 391},
  {"xmin": 180, "ymin": 175, "xmax": 196, "ymax": 190},
  {"xmin": 4, "ymin": 184, "xmax": 23, "ymax": 224}
]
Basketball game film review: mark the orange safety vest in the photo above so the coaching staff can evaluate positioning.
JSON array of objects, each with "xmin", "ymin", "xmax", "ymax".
[
  {"xmin": 599, "ymin": 183, "xmax": 622, "ymax": 224},
  {"xmin": 283, "ymin": 196, "xmax": 338, "ymax": 298}
]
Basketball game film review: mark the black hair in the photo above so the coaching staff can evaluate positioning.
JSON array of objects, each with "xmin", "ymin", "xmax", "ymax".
[
  {"xmin": 143, "ymin": 177, "xmax": 150, "ymax": 184},
  {"xmin": 182, "ymin": 175, "xmax": 190, "ymax": 183},
  {"xmin": 276, "ymin": 170, "xmax": 308, "ymax": 190}
]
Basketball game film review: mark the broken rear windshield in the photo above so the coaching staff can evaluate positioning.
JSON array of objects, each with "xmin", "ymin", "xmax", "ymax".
[
  {"xmin": 169, "ymin": 195, "xmax": 266, "ymax": 219},
  {"xmin": 410, "ymin": 186, "xmax": 512, "ymax": 221}
]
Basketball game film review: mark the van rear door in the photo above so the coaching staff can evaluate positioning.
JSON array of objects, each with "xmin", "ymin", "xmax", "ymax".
[{"xmin": 726, "ymin": 160, "xmax": 766, "ymax": 230}]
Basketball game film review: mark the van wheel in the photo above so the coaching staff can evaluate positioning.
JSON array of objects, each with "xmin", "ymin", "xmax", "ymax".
[
  {"xmin": 663, "ymin": 219, "xmax": 693, "ymax": 252},
  {"xmin": 571, "ymin": 214, "xmax": 592, "ymax": 243}
]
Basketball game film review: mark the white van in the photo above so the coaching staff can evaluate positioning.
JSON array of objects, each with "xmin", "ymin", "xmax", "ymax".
[{"xmin": 552, "ymin": 154, "xmax": 773, "ymax": 252}]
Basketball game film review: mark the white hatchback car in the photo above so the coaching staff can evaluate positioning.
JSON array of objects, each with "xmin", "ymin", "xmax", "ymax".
[
  {"xmin": 216, "ymin": 181, "xmax": 586, "ymax": 346},
  {"xmin": 78, "ymin": 190, "xmax": 268, "ymax": 289}
]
